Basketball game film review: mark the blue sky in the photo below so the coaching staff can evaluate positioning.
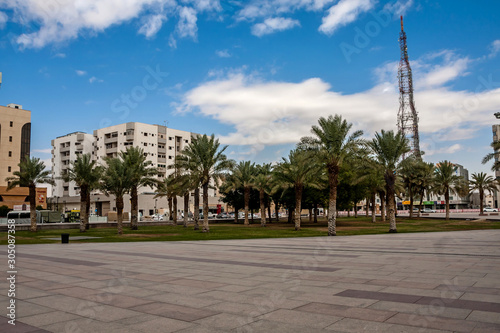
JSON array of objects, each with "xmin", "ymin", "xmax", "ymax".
[{"xmin": 0, "ymin": 0, "xmax": 499, "ymax": 176}]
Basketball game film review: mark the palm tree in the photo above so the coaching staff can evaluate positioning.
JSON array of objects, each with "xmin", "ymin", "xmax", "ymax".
[
  {"xmin": 299, "ymin": 115, "xmax": 363, "ymax": 236},
  {"xmin": 6, "ymin": 157, "xmax": 54, "ymax": 232},
  {"xmin": 367, "ymin": 130, "xmax": 410, "ymax": 233},
  {"xmin": 399, "ymin": 156, "xmax": 419, "ymax": 218},
  {"xmin": 273, "ymin": 149, "xmax": 323, "ymax": 231},
  {"xmin": 229, "ymin": 161, "xmax": 257, "ymax": 225},
  {"xmin": 483, "ymin": 141, "xmax": 500, "ymax": 171},
  {"xmin": 173, "ymin": 145, "xmax": 203, "ymax": 230},
  {"xmin": 100, "ymin": 157, "xmax": 131, "ymax": 235},
  {"xmin": 175, "ymin": 134, "xmax": 233, "ymax": 232},
  {"xmin": 251, "ymin": 163, "xmax": 272, "ymax": 227},
  {"xmin": 121, "ymin": 147, "xmax": 158, "ymax": 230},
  {"xmin": 433, "ymin": 160, "xmax": 462, "ymax": 220},
  {"xmin": 469, "ymin": 172, "xmax": 497, "ymax": 214},
  {"xmin": 156, "ymin": 173, "xmax": 179, "ymax": 224},
  {"xmin": 360, "ymin": 160, "xmax": 385, "ymax": 223},
  {"xmin": 63, "ymin": 153, "xmax": 102, "ymax": 232},
  {"xmin": 412, "ymin": 161, "xmax": 435, "ymax": 216}
]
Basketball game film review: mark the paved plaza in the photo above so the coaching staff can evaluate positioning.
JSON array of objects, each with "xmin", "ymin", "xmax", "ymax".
[{"xmin": 2, "ymin": 230, "xmax": 500, "ymax": 332}]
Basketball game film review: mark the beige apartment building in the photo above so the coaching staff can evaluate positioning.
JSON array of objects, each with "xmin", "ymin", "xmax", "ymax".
[
  {"xmin": 492, "ymin": 120, "xmax": 500, "ymax": 208},
  {"xmin": 0, "ymin": 103, "xmax": 31, "ymax": 208}
]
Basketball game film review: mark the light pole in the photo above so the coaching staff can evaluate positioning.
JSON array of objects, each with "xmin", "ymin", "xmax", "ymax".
[{"xmin": 155, "ymin": 199, "xmax": 157, "ymax": 215}]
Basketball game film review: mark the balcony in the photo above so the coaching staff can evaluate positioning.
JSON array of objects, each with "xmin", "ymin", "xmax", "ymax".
[{"xmin": 104, "ymin": 136, "xmax": 118, "ymax": 144}]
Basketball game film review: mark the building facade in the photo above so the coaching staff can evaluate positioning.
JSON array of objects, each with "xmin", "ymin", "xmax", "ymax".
[
  {"xmin": 0, "ymin": 103, "xmax": 31, "ymax": 209},
  {"xmin": 0, "ymin": 103, "xmax": 31, "ymax": 186},
  {"xmin": 50, "ymin": 122, "xmax": 214, "ymax": 218},
  {"xmin": 51, "ymin": 132, "xmax": 94, "ymax": 198}
]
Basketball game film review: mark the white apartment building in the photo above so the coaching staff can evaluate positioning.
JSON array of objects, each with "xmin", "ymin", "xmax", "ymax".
[
  {"xmin": 50, "ymin": 122, "xmax": 224, "ymax": 218},
  {"xmin": 51, "ymin": 132, "xmax": 94, "ymax": 198},
  {"xmin": 92, "ymin": 122, "xmax": 193, "ymax": 180}
]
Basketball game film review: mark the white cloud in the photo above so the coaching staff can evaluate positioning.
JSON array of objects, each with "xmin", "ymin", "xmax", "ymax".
[
  {"xmin": 0, "ymin": 11, "xmax": 8, "ymax": 29},
  {"xmin": 139, "ymin": 14, "xmax": 167, "ymax": 38},
  {"xmin": 251, "ymin": 17, "xmax": 300, "ymax": 37},
  {"xmin": 31, "ymin": 148, "xmax": 52, "ymax": 154},
  {"xmin": 424, "ymin": 143, "xmax": 463, "ymax": 157},
  {"xmin": 216, "ymin": 49, "xmax": 231, "ymax": 58},
  {"xmin": 53, "ymin": 53, "xmax": 66, "ymax": 58},
  {"xmin": 89, "ymin": 76, "xmax": 103, "ymax": 83},
  {"xmin": 179, "ymin": 51, "xmax": 500, "ymax": 149},
  {"xmin": 75, "ymin": 70, "xmax": 87, "ymax": 76},
  {"xmin": 319, "ymin": 0, "xmax": 375, "ymax": 35},
  {"xmin": 177, "ymin": 6, "xmax": 198, "ymax": 39},
  {"xmin": 3, "ymin": 0, "xmax": 221, "ymax": 48},
  {"xmin": 237, "ymin": 0, "xmax": 335, "ymax": 21},
  {"xmin": 383, "ymin": 0, "xmax": 414, "ymax": 18},
  {"xmin": 488, "ymin": 40, "xmax": 500, "ymax": 59}
]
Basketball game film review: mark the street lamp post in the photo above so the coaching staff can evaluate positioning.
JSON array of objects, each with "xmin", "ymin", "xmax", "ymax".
[{"xmin": 155, "ymin": 199, "xmax": 157, "ymax": 215}]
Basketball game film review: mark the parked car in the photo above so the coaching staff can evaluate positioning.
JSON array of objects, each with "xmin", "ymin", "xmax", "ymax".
[
  {"xmin": 483, "ymin": 207, "xmax": 498, "ymax": 212},
  {"xmin": 152, "ymin": 214, "xmax": 164, "ymax": 221},
  {"xmin": 421, "ymin": 208, "xmax": 436, "ymax": 213},
  {"xmin": 217, "ymin": 213, "xmax": 229, "ymax": 219}
]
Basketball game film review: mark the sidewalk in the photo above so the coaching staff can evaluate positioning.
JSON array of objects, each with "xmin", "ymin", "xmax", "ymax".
[{"xmin": 2, "ymin": 230, "xmax": 500, "ymax": 332}]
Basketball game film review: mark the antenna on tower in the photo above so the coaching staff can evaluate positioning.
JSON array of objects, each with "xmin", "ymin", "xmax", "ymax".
[{"xmin": 397, "ymin": 16, "xmax": 421, "ymax": 159}]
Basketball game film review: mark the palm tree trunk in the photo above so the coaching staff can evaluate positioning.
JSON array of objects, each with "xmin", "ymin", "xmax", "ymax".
[
  {"xmin": 479, "ymin": 189, "xmax": 484, "ymax": 214},
  {"xmin": 275, "ymin": 203, "xmax": 280, "ymax": 222},
  {"xmin": 371, "ymin": 192, "xmax": 376, "ymax": 223},
  {"xmin": 294, "ymin": 185, "xmax": 303, "ymax": 231},
  {"xmin": 309, "ymin": 208, "xmax": 313, "ymax": 222},
  {"xmin": 85, "ymin": 191, "xmax": 91, "ymax": 230},
  {"xmin": 327, "ymin": 169, "xmax": 338, "ymax": 236},
  {"xmin": 409, "ymin": 186, "xmax": 414, "ymax": 218},
  {"xmin": 244, "ymin": 187, "xmax": 250, "ymax": 226},
  {"xmin": 259, "ymin": 189, "xmax": 266, "ymax": 227},
  {"xmin": 313, "ymin": 203, "xmax": 318, "ymax": 223},
  {"xmin": 445, "ymin": 189, "xmax": 450, "ymax": 220},
  {"xmin": 168, "ymin": 197, "xmax": 173, "ymax": 221},
  {"xmin": 366, "ymin": 196, "xmax": 369, "ymax": 217},
  {"xmin": 267, "ymin": 205, "xmax": 272, "ymax": 224},
  {"xmin": 379, "ymin": 191, "xmax": 386, "ymax": 222},
  {"xmin": 354, "ymin": 204, "xmax": 358, "ymax": 218},
  {"xmin": 80, "ymin": 186, "xmax": 87, "ymax": 232},
  {"xmin": 130, "ymin": 186, "xmax": 138, "ymax": 230},
  {"xmin": 183, "ymin": 192, "xmax": 189, "ymax": 228},
  {"xmin": 116, "ymin": 195, "xmax": 124, "ymax": 235},
  {"xmin": 202, "ymin": 182, "xmax": 210, "ymax": 232},
  {"xmin": 418, "ymin": 189, "xmax": 424, "ymax": 218},
  {"xmin": 386, "ymin": 176, "xmax": 397, "ymax": 233},
  {"xmin": 29, "ymin": 184, "xmax": 37, "ymax": 232},
  {"xmin": 173, "ymin": 196, "xmax": 178, "ymax": 224},
  {"xmin": 194, "ymin": 187, "xmax": 200, "ymax": 230},
  {"xmin": 251, "ymin": 208, "xmax": 254, "ymax": 224}
]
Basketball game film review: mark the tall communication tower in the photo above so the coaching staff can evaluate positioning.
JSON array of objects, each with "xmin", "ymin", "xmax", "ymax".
[{"xmin": 397, "ymin": 16, "xmax": 421, "ymax": 159}]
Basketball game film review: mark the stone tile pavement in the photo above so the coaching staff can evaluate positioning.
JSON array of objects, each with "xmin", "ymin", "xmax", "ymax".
[{"xmin": 1, "ymin": 229, "xmax": 500, "ymax": 332}]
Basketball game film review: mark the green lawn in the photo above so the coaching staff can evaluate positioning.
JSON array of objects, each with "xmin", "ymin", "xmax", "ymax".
[{"xmin": 2, "ymin": 216, "xmax": 499, "ymax": 245}]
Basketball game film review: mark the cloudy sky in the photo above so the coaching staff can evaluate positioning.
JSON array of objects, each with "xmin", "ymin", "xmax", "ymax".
[{"xmin": 0, "ymin": 0, "xmax": 499, "ymax": 176}]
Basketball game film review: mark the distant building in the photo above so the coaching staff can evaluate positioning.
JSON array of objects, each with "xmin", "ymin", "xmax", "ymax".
[
  {"xmin": 0, "ymin": 103, "xmax": 31, "ymax": 209},
  {"xmin": 0, "ymin": 103, "xmax": 31, "ymax": 186},
  {"xmin": 51, "ymin": 132, "xmax": 94, "ymax": 198},
  {"xmin": 50, "ymin": 122, "xmax": 221, "ymax": 218}
]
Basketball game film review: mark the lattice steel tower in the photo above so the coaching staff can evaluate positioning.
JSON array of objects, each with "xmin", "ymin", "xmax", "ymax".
[{"xmin": 397, "ymin": 16, "xmax": 421, "ymax": 159}]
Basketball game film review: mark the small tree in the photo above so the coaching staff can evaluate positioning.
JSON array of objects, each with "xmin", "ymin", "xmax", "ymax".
[
  {"xmin": 100, "ymin": 157, "xmax": 131, "ymax": 235},
  {"xmin": 433, "ymin": 161, "xmax": 462, "ymax": 220},
  {"xmin": 6, "ymin": 157, "xmax": 54, "ymax": 232},
  {"xmin": 469, "ymin": 172, "xmax": 497, "ymax": 213}
]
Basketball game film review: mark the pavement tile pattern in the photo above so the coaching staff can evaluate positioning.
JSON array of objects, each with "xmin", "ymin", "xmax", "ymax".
[{"xmin": 1, "ymin": 229, "xmax": 500, "ymax": 332}]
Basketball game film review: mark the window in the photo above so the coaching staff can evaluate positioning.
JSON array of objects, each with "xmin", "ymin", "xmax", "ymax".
[
  {"xmin": 168, "ymin": 156, "xmax": 173, "ymax": 159},
  {"xmin": 144, "ymin": 143, "xmax": 147, "ymax": 147},
  {"xmin": 9, "ymin": 136, "xmax": 12, "ymax": 142},
  {"xmin": 8, "ymin": 151, "xmax": 12, "ymax": 157},
  {"xmin": 144, "ymin": 133, "xmax": 148, "ymax": 137},
  {"xmin": 8, "ymin": 166, "xmax": 11, "ymax": 172},
  {"xmin": 185, "ymin": 139, "xmax": 188, "ymax": 143},
  {"xmin": 169, "ymin": 137, "xmax": 173, "ymax": 140},
  {"xmin": 10, "ymin": 121, "xmax": 13, "ymax": 127}
]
